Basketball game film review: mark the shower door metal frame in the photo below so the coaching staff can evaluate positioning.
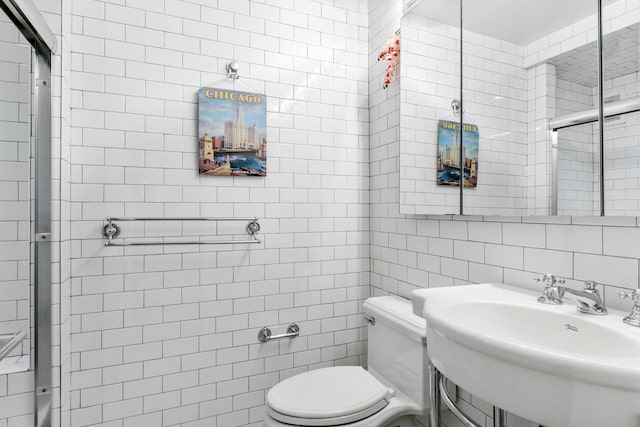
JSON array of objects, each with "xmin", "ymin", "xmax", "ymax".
[
  {"xmin": 33, "ymin": 50, "xmax": 53, "ymax": 427},
  {"xmin": 0, "ymin": 1, "xmax": 55, "ymax": 426}
]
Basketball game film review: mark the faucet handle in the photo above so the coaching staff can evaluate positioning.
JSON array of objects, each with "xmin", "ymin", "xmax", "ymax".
[
  {"xmin": 534, "ymin": 274, "xmax": 565, "ymax": 286},
  {"xmin": 619, "ymin": 289, "xmax": 640, "ymax": 302},
  {"xmin": 584, "ymin": 281, "xmax": 600, "ymax": 291},
  {"xmin": 619, "ymin": 289, "xmax": 640, "ymax": 327},
  {"xmin": 536, "ymin": 274, "xmax": 565, "ymax": 305}
]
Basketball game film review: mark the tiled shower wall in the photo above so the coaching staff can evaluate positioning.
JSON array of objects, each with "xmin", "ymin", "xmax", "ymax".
[{"xmin": 67, "ymin": 1, "xmax": 369, "ymax": 426}]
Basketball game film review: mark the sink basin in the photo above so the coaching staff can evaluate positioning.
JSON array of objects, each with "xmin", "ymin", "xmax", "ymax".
[{"xmin": 412, "ymin": 283, "xmax": 640, "ymax": 427}]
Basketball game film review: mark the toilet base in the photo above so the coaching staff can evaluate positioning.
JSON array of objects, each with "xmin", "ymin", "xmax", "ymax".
[{"xmin": 384, "ymin": 414, "xmax": 420, "ymax": 427}]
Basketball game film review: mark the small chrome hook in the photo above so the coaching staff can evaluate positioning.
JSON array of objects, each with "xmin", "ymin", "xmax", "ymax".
[
  {"xmin": 226, "ymin": 61, "xmax": 240, "ymax": 79},
  {"xmin": 451, "ymin": 99, "xmax": 461, "ymax": 115}
]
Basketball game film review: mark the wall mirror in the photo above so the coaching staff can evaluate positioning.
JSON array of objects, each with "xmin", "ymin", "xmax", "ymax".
[
  {"xmin": 399, "ymin": 0, "xmax": 637, "ymax": 216},
  {"xmin": 0, "ymin": 7, "xmax": 33, "ymax": 374}
]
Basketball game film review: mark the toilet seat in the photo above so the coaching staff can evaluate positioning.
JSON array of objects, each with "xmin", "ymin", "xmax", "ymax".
[{"xmin": 266, "ymin": 366, "xmax": 394, "ymax": 426}]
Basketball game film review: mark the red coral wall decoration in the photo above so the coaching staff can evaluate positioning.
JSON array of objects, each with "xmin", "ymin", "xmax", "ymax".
[{"xmin": 378, "ymin": 35, "xmax": 400, "ymax": 89}]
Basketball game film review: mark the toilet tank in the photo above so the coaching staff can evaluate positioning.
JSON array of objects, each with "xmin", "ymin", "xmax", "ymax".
[{"xmin": 363, "ymin": 296, "xmax": 429, "ymax": 410}]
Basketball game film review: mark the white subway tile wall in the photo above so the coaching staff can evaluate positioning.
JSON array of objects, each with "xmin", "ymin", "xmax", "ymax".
[{"xmin": 68, "ymin": 1, "xmax": 369, "ymax": 426}]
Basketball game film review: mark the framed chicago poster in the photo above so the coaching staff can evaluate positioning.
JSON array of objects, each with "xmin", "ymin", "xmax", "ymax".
[
  {"xmin": 436, "ymin": 120, "xmax": 478, "ymax": 187},
  {"xmin": 198, "ymin": 88, "xmax": 267, "ymax": 176}
]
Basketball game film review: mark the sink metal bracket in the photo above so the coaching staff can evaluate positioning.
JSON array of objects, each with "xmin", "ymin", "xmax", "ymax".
[{"xmin": 429, "ymin": 361, "xmax": 506, "ymax": 427}]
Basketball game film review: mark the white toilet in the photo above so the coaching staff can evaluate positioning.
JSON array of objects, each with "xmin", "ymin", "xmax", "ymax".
[{"xmin": 264, "ymin": 295, "xmax": 430, "ymax": 427}]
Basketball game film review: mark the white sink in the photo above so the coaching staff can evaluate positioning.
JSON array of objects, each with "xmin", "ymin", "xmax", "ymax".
[{"xmin": 412, "ymin": 283, "xmax": 640, "ymax": 427}]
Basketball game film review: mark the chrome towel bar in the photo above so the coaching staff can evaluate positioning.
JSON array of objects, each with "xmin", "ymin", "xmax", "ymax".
[
  {"xmin": 102, "ymin": 217, "xmax": 261, "ymax": 247},
  {"xmin": 106, "ymin": 216, "xmax": 259, "ymax": 222},
  {"xmin": 104, "ymin": 239, "xmax": 260, "ymax": 247},
  {"xmin": 258, "ymin": 323, "xmax": 300, "ymax": 343}
]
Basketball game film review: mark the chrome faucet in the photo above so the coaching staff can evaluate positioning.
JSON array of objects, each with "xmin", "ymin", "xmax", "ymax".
[
  {"xmin": 534, "ymin": 274, "xmax": 565, "ymax": 305},
  {"xmin": 560, "ymin": 281, "xmax": 607, "ymax": 315},
  {"xmin": 534, "ymin": 275, "xmax": 607, "ymax": 315},
  {"xmin": 619, "ymin": 289, "xmax": 640, "ymax": 327}
]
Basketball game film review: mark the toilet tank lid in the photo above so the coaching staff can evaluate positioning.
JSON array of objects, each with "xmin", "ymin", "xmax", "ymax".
[{"xmin": 363, "ymin": 296, "xmax": 427, "ymax": 342}]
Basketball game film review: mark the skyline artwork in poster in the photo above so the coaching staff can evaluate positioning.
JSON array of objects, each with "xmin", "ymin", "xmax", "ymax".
[
  {"xmin": 198, "ymin": 87, "xmax": 267, "ymax": 176},
  {"xmin": 437, "ymin": 120, "xmax": 478, "ymax": 187}
]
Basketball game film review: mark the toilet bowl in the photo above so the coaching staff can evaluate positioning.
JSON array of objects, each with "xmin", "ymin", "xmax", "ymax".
[{"xmin": 264, "ymin": 295, "xmax": 430, "ymax": 427}]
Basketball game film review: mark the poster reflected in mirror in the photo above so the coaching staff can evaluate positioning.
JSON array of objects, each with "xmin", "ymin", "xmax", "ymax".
[
  {"xmin": 198, "ymin": 87, "xmax": 267, "ymax": 176},
  {"xmin": 437, "ymin": 120, "xmax": 478, "ymax": 187}
]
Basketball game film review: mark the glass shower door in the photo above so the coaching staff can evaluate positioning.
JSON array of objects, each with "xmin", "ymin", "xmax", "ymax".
[
  {"xmin": 0, "ymin": 0, "xmax": 55, "ymax": 425},
  {"xmin": 0, "ymin": 7, "xmax": 32, "ymax": 373}
]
